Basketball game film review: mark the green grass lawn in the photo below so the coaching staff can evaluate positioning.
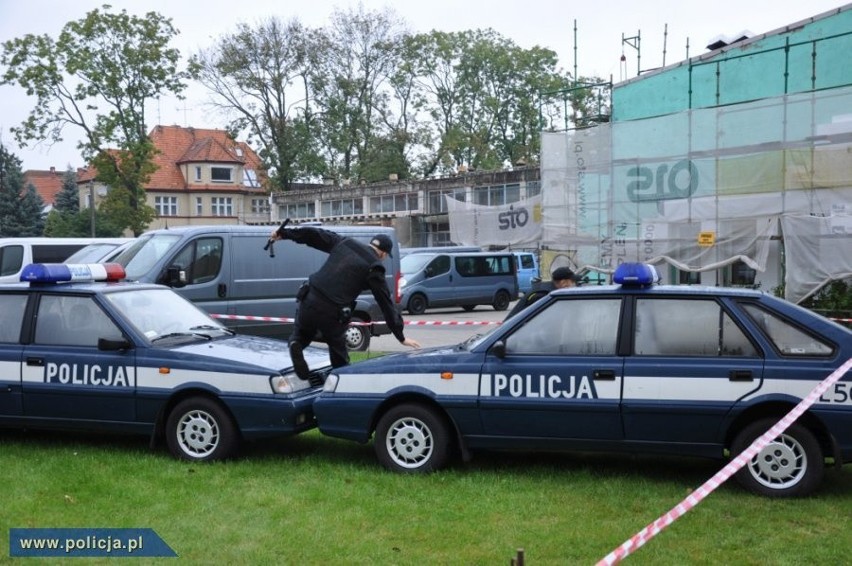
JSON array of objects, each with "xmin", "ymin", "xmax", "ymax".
[{"xmin": 2, "ymin": 427, "xmax": 851, "ymax": 564}]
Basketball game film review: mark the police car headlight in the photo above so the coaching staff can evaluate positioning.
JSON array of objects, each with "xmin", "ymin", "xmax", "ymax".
[
  {"xmin": 323, "ymin": 374, "xmax": 339, "ymax": 392},
  {"xmin": 270, "ymin": 374, "xmax": 311, "ymax": 394},
  {"xmin": 399, "ymin": 277, "xmax": 407, "ymax": 289}
]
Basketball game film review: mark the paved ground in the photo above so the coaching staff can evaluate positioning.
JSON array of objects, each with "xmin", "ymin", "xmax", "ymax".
[{"xmin": 367, "ymin": 301, "xmax": 515, "ymax": 353}]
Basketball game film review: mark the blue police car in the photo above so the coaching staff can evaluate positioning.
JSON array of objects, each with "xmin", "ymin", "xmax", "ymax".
[
  {"xmin": 0, "ymin": 263, "xmax": 331, "ymax": 461},
  {"xmin": 314, "ymin": 263, "xmax": 852, "ymax": 497}
]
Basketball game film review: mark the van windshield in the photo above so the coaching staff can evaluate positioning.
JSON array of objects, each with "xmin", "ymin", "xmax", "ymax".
[
  {"xmin": 401, "ymin": 253, "xmax": 437, "ymax": 275},
  {"xmin": 113, "ymin": 233, "xmax": 183, "ymax": 280}
]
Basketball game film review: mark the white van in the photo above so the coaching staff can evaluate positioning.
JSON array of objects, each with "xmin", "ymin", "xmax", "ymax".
[{"xmin": 0, "ymin": 237, "xmax": 129, "ymax": 284}]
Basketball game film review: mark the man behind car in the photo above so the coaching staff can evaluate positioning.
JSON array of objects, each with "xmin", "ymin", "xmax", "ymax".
[{"xmin": 504, "ymin": 266, "xmax": 578, "ymax": 321}]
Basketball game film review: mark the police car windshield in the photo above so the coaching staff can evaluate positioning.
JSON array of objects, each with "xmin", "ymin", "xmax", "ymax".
[
  {"xmin": 104, "ymin": 288, "xmax": 231, "ymax": 343},
  {"xmin": 113, "ymin": 233, "xmax": 182, "ymax": 280}
]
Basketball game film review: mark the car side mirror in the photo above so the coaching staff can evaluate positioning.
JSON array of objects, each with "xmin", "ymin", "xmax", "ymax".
[
  {"xmin": 491, "ymin": 340, "xmax": 506, "ymax": 359},
  {"xmin": 165, "ymin": 265, "xmax": 187, "ymax": 288},
  {"xmin": 98, "ymin": 337, "xmax": 132, "ymax": 351}
]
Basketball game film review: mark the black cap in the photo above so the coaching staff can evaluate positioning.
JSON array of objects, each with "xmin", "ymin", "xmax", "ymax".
[
  {"xmin": 370, "ymin": 234, "xmax": 394, "ymax": 256},
  {"xmin": 551, "ymin": 267, "xmax": 578, "ymax": 282}
]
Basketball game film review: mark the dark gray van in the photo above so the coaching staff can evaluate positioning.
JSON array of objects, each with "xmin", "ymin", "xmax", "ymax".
[
  {"xmin": 399, "ymin": 251, "xmax": 518, "ymax": 314},
  {"xmin": 110, "ymin": 225, "xmax": 400, "ymax": 350}
]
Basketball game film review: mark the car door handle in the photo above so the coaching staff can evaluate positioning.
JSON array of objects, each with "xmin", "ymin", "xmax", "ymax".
[
  {"xmin": 593, "ymin": 369, "xmax": 616, "ymax": 380},
  {"xmin": 218, "ymin": 283, "xmax": 227, "ymax": 298},
  {"xmin": 729, "ymin": 370, "xmax": 753, "ymax": 381},
  {"xmin": 26, "ymin": 357, "xmax": 45, "ymax": 367}
]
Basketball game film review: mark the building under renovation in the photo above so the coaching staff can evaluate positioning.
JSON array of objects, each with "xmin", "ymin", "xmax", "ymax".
[{"xmin": 273, "ymin": 4, "xmax": 851, "ymax": 303}]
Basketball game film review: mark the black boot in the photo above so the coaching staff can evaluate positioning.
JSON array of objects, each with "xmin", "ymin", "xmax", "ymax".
[{"xmin": 289, "ymin": 342, "xmax": 310, "ymax": 380}]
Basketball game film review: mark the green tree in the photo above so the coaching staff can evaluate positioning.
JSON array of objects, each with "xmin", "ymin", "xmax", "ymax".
[
  {"xmin": 1, "ymin": 5, "xmax": 190, "ymax": 235},
  {"xmin": 192, "ymin": 17, "xmax": 325, "ymax": 191},
  {"xmin": 311, "ymin": 4, "xmax": 406, "ymax": 182},
  {"xmin": 53, "ymin": 167, "xmax": 80, "ymax": 213},
  {"xmin": 0, "ymin": 144, "xmax": 45, "ymax": 236}
]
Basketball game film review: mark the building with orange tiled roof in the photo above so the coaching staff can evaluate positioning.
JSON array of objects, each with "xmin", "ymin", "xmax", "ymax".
[
  {"xmin": 78, "ymin": 125, "xmax": 271, "ymax": 230},
  {"xmin": 22, "ymin": 167, "xmax": 77, "ymax": 213}
]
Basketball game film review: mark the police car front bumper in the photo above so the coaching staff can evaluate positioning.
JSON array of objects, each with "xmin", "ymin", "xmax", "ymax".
[{"xmin": 224, "ymin": 390, "xmax": 321, "ymax": 439}]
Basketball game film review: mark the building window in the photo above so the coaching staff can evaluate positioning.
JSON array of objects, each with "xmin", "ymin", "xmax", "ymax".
[
  {"xmin": 194, "ymin": 166, "xmax": 202, "ymax": 182},
  {"xmin": 427, "ymin": 189, "xmax": 466, "ymax": 214},
  {"xmin": 729, "ymin": 261, "xmax": 757, "ymax": 287},
  {"xmin": 526, "ymin": 181, "xmax": 542, "ymax": 198},
  {"xmin": 678, "ymin": 270, "xmax": 701, "ymax": 285},
  {"xmin": 196, "ymin": 197, "xmax": 203, "ymax": 216},
  {"xmin": 211, "ymin": 197, "xmax": 233, "ymax": 216},
  {"xmin": 244, "ymin": 169, "xmax": 259, "ymax": 187},
  {"xmin": 320, "ymin": 198, "xmax": 364, "ymax": 217},
  {"xmin": 368, "ymin": 193, "xmax": 416, "ymax": 214},
  {"xmin": 154, "ymin": 196, "xmax": 178, "ymax": 216},
  {"xmin": 283, "ymin": 202, "xmax": 315, "ymax": 219},
  {"xmin": 210, "ymin": 167, "xmax": 233, "ymax": 183},
  {"xmin": 473, "ymin": 184, "xmax": 521, "ymax": 206},
  {"xmin": 251, "ymin": 198, "xmax": 270, "ymax": 215}
]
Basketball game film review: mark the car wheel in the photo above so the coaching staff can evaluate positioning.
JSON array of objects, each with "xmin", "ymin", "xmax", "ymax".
[
  {"xmin": 492, "ymin": 290, "xmax": 510, "ymax": 311},
  {"xmin": 166, "ymin": 397, "xmax": 239, "ymax": 462},
  {"xmin": 345, "ymin": 317, "xmax": 370, "ymax": 351},
  {"xmin": 408, "ymin": 294, "xmax": 427, "ymax": 315},
  {"xmin": 375, "ymin": 403, "xmax": 452, "ymax": 473},
  {"xmin": 462, "ymin": 305, "xmax": 476, "ymax": 312},
  {"xmin": 731, "ymin": 418, "xmax": 824, "ymax": 497}
]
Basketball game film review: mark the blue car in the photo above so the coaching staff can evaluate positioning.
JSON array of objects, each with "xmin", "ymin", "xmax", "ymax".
[
  {"xmin": 314, "ymin": 263, "xmax": 852, "ymax": 497},
  {"xmin": 0, "ymin": 263, "xmax": 331, "ymax": 461}
]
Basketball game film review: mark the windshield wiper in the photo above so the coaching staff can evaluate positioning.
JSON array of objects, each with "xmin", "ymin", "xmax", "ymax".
[
  {"xmin": 151, "ymin": 332, "xmax": 213, "ymax": 343},
  {"xmin": 190, "ymin": 324, "xmax": 235, "ymax": 335}
]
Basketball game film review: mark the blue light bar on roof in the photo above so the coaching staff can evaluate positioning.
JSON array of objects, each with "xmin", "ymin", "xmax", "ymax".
[
  {"xmin": 20, "ymin": 263, "xmax": 126, "ymax": 284},
  {"xmin": 613, "ymin": 263, "xmax": 659, "ymax": 286}
]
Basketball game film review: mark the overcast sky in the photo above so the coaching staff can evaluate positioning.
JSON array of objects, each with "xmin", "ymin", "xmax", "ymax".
[{"xmin": 0, "ymin": 0, "xmax": 846, "ymax": 171}]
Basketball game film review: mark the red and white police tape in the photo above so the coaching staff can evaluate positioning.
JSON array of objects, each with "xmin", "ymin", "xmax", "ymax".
[
  {"xmin": 597, "ymin": 356, "xmax": 852, "ymax": 565},
  {"xmin": 210, "ymin": 314, "xmax": 501, "ymax": 326},
  {"xmin": 211, "ymin": 314, "xmax": 849, "ymax": 326}
]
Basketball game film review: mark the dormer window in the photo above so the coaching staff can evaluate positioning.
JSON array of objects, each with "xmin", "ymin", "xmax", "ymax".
[
  {"xmin": 211, "ymin": 167, "xmax": 233, "ymax": 183},
  {"xmin": 194, "ymin": 166, "xmax": 202, "ymax": 181}
]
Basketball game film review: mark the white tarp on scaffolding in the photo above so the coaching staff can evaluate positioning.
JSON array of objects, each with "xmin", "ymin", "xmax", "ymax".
[
  {"xmin": 540, "ymin": 85, "xmax": 852, "ymax": 302},
  {"xmin": 445, "ymin": 193, "xmax": 542, "ymax": 247}
]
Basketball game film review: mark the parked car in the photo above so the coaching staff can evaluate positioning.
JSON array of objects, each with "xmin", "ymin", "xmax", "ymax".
[
  {"xmin": 0, "ymin": 262, "xmax": 330, "ymax": 461},
  {"xmin": 314, "ymin": 263, "xmax": 852, "ymax": 497},
  {"xmin": 62, "ymin": 239, "xmax": 134, "ymax": 264}
]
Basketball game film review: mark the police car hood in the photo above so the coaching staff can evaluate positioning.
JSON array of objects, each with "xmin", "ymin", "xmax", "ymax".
[{"xmin": 172, "ymin": 335, "xmax": 329, "ymax": 372}]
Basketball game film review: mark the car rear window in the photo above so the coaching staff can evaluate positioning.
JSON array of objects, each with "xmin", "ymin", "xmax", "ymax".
[{"xmin": 741, "ymin": 303, "xmax": 833, "ymax": 356}]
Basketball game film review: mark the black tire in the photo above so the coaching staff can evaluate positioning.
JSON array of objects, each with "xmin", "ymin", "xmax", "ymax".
[
  {"xmin": 407, "ymin": 293, "xmax": 427, "ymax": 315},
  {"xmin": 731, "ymin": 418, "xmax": 824, "ymax": 497},
  {"xmin": 492, "ymin": 290, "xmax": 511, "ymax": 311},
  {"xmin": 374, "ymin": 403, "xmax": 452, "ymax": 473},
  {"xmin": 344, "ymin": 317, "xmax": 370, "ymax": 351},
  {"xmin": 462, "ymin": 305, "xmax": 476, "ymax": 312},
  {"xmin": 166, "ymin": 397, "xmax": 239, "ymax": 462}
]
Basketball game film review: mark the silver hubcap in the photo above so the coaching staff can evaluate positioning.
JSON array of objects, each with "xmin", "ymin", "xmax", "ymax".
[
  {"xmin": 176, "ymin": 410, "xmax": 220, "ymax": 458},
  {"xmin": 747, "ymin": 433, "xmax": 806, "ymax": 489},
  {"xmin": 386, "ymin": 417, "xmax": 433, "ymax": 469},
  {"xmin": 345, "ymin": 326, "xmax": 363, "ymax": 348}
]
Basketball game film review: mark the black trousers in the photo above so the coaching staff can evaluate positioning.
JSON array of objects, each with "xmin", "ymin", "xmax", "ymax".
[{"xmin": 290, "ymin": 292, "xmax": 350, "ymax": 368}]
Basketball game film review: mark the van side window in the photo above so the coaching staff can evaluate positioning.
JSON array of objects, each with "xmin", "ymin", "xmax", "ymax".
[
  {"xmin": 172, "ymin": 238, "xmax": 223, "ymax": 285},
  {"xmin": 32, "ymin": 244, "xmax": 85, "ymax": 263},
  {"xmin": 0, "ymin": 245, "xmax": 24, "ymax": 277},
  {"xmin": 426, "ymin": 255, "xmax": 450, "ymax": 277}
]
